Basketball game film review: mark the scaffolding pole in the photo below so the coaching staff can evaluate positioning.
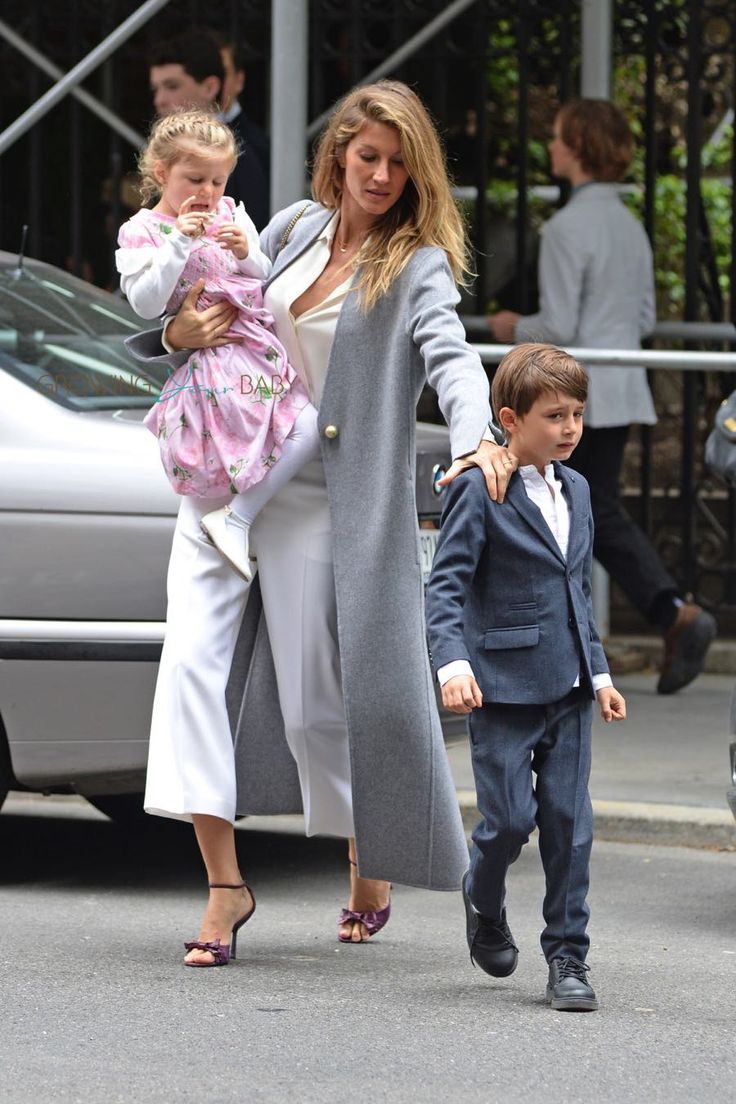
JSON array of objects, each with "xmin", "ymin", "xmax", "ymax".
[
  {"xmin": 270, "ymin": 0, "xmax": 309, "ymax": 212},
  {"xmin": 0, "ymin": 0, "xmax": 170, "ymax": 156},
  {"xmin": 581, "ymin": 3, "xmax": 614, "ymax": 631},
  {"xmin": 307, "ymin": 0, "xmax": 478, "ymax": 140},
  {"xmin": 581, "ymin": 0, "xmax": 613, "ymax": 100},
  {"xmin": 0, "ymin": 17, "xmax": 144, "ymax": 149}
]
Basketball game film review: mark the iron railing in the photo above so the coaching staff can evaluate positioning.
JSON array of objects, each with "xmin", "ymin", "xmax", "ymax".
[{"xmin": 2, "ymin": 0, "xmax": 736, "ymax": 622}]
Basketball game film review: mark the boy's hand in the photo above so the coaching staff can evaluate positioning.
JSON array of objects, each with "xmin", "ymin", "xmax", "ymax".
[
  {"xmin": 442, "ymin": 674, "xmax": 483, "ymax": 714},
  {"xmin": 214, "ymin": 223, "xmax": 249, "ymax": 259},
  {"xmin": 596, "ymin": 686, "xmax": 626, "ymax": 723}
]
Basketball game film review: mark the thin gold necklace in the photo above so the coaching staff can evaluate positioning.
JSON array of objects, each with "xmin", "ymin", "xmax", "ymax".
[{"xmin": 336, "ymin": 227, "xmax": 367, "ymax": 253}]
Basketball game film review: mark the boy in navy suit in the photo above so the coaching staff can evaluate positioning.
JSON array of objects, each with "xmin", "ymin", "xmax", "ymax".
[{"xmin": 426, "ymin": 343, "xmax": 626, "ymax": 1011}]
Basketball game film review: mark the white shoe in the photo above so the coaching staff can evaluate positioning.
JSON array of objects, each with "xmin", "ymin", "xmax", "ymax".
[{"xmin": 200, "ymin": 506, "xmax": 255, "ymax": 582}]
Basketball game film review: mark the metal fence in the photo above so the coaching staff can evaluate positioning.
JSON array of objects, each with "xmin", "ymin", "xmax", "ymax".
[
  {"xmin": 2, "ymin": 0, "xmax": 736, "ymax": 623},
  {"xmin": 459, "ymin": 336, "xmax": 736, "ymax": 628}
]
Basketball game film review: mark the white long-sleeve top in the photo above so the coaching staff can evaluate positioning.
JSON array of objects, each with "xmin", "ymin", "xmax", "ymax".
[{"xmin": 115, "ymin": 200, "xmax": 271, "ymax": 320}]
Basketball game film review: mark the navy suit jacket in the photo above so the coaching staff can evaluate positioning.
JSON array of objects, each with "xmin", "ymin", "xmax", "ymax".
[
  {"xmin": 425, "ymin": 464, "xmax": 608, "ymax": 706},
  {"xmin": 226, "ymin": 111, "xmax": 270, "ymax": 231}
]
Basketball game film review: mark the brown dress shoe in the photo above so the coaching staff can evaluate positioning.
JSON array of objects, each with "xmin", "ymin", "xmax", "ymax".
[{"xmin": 657, "ymin": 603, "xmax": 717, "ymax": 694}]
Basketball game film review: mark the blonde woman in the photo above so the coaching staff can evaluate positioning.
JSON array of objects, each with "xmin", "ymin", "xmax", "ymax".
[{"xmin": 128, "ymin": 80, "xmax": 514, "ymax": 966}]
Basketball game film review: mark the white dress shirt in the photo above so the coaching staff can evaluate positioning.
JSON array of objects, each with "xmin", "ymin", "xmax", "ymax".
[
  {"xmin": 437, "ymin": 463, "xmax": 612, "ymax": 694},
  {"xmin": 263, "ymin": 212, "xmax": 354, "ymax": 406}
]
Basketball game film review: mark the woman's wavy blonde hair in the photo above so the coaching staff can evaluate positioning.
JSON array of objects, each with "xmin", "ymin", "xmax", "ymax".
[
  {"xmin": 137, "ymin": 109, "xmax": 239, "ymax": 206},
  {"xmin": 311, "ymin": 80, "xmax": 470, "ymax": 310}
]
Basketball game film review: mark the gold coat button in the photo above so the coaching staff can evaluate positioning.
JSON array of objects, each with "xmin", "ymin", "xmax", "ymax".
[{"xmin": 324, "ymin": 424, "xmax": 339, "ymax": 439}]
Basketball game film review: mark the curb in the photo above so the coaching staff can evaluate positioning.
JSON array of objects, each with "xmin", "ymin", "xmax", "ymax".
[
  {"xmin": 606, "ymin": 634, "xmax": 736, "ymax": 677},
  {"xmin": 456, "ymin": 790, "xmax": 736, "ymax": 851}
]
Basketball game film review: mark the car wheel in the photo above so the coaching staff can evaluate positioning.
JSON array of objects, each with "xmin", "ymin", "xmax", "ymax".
[
  {"xmin": 0, "ymin": 721, "xmax": 14, "ymax": 812},
  {"xmin": 86, "ymin": 794, "xmax": 148, "ymax": 825}
]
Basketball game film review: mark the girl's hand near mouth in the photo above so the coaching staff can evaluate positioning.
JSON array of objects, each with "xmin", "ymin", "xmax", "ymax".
[{"xmin": 176, "ymin": 194, "xmax": 212, "ymax": 238}]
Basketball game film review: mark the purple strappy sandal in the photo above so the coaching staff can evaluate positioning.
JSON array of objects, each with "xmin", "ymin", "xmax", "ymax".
[
  {"xmin": 338, "ymin": 859, "xmax": 392, "ymax": 943},
  {"xmin": 184, "ymin": 881, "xmax": 256, "ymax": 967},
  {"xmin": 337, "ymin": 901, "xmax": 392, "ymax": 942}
]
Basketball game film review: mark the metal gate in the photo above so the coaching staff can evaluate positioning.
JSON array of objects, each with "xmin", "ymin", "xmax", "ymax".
[{"xmin": 2, "ymin": 0, "xmax": 736, "ymax": 624}]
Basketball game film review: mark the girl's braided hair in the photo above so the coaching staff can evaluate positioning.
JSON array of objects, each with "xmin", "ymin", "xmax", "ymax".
[{"xmin": 137, "ymin": 108, "xmax": 239, "ymax": 206}]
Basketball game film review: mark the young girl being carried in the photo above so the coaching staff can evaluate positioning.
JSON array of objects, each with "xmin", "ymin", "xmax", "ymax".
[{"xmin": 116, "ymin": 109, "xmax": 318, "ymax": 580}]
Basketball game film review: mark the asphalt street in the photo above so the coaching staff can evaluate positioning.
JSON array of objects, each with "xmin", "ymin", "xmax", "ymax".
[{"xmin": 2, "ymin": 807, "xmax": 734, "ymax": 1104}]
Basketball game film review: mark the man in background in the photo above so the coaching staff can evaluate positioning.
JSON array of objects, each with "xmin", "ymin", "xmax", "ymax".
[{"xmin": 148, "ymin": 29, "xmax": 270, "ymax": 229}]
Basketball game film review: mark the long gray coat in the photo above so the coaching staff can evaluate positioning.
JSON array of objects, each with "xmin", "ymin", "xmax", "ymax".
[{"xmin": 127, "ymin": 200, "xmax": 492, "ymax": 889}]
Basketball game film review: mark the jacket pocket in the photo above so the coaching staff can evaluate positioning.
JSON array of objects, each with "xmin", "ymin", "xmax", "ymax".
[{"xmin": 483, "ymin": 625, "xmax": 539, "ymax": 650}]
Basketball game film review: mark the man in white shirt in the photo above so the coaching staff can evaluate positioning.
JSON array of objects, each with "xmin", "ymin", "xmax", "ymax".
[{"xmin": 425, "ymin": 343, "xmax": 626, "ymax": 1013}]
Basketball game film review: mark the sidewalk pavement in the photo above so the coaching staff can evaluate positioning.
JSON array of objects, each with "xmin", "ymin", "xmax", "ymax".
[
  {"xmin": 5, "ymin": 673, "xmax": 735, "ymax": 851},
  {"xmin": 447, "ymin": 671, "xmax": 736, "ymax": 851}
]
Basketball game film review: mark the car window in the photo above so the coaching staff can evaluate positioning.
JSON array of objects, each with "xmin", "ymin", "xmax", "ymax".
[{"xmin": 0, "ymin": 255, "xmax": 169, "ymax": 409}]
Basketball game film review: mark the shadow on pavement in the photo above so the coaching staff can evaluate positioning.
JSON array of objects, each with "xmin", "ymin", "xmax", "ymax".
[{"xmin": 0, "ymin": 809, "xmax": 346, "ymax": 892}]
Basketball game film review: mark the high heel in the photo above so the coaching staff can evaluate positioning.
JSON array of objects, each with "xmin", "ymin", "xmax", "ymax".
[
  {"xmin": 184, "ymin": 881, "xmax": 256, "ymax": 967},
  {"xmin": 338, "ymin": 859, "xmax": 392, "ymax": 943}
]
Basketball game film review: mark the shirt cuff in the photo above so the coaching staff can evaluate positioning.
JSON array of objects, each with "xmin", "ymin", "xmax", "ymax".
[
  {"xmin": 161, "ymin": 315, "xmax": 181, "ymax": 354},
  {"xmin": 437, "ymin": 659, "xmax": 475, "ymax": 687},
  {"xmin": 592, "ymin": 673, "xmax": 613, "ymax": 693}
]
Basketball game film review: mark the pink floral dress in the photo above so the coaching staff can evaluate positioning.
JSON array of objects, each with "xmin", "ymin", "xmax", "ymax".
[{"xmin": 117, "ymin": 199, "xmax": 309, "ymax": 497}]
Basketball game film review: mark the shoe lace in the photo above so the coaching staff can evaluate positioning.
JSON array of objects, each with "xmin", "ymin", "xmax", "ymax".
[
  {"xmin": 476, "ymin": 914, "xmax": 517, "ymax": 951},
  {"xmin": 554, "ymin": 956, "xmax": 589, "ymax": 981}
]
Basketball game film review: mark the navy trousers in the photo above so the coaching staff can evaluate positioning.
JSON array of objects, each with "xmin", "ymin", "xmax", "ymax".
[{"xmin": 466, "ymin": 688, "xmax": 594, "ymax": 963}]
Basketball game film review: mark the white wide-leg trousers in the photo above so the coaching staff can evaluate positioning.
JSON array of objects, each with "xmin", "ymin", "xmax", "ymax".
[{"xmin": 144, "ymin": 461, "xmax": 355, "ymax": 837}]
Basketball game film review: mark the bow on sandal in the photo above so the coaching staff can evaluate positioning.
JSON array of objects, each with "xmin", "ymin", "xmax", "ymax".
[
  {"xmin": 184, "ymin": 881, "xmax": 256, "ymax": 967},
  {"xmin": 338, "ymin": 859, "xmax": 391, "ymax": 943}
]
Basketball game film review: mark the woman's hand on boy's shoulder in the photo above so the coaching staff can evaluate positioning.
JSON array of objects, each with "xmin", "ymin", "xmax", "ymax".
[
  {"xmin": 438, "ymin": 441, "xmax": 518, "ymax": 504},
  {"xmin": 596, "ymin": 685, "xmax": 626, "ymax": 723}
]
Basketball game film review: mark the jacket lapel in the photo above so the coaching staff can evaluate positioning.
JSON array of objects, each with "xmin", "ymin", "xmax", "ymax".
[
  {"xmin": 554, "ymin": 463, "xmax": 582, "ymax": 562},
  {"xmin": 505, "ymin": 471, "xmax": 566, "ymax": 565}
]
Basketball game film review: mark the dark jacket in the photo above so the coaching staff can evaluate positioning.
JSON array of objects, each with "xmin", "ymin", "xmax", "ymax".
[
  {"xmin": 425, "ymin": 465, "xmax": 609, "ymax": 705},
  {"xmin": 226, "ymin": 110, "xmax": 270, "ymax": 230}
]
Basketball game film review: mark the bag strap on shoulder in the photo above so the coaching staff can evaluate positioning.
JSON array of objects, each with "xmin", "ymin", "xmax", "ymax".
[{"xmin": 278, "ymin": 202, "xmax": 311, "ymax": 254}]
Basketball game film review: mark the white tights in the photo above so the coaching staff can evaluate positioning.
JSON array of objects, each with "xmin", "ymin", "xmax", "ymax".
[{"xmin": 228, "ymin": 403, "xmax": 320, "ymax": 526}]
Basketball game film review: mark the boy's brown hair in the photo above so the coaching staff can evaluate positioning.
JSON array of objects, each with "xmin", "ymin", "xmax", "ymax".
[
  {"xmin": 491, "ymin": 343, "xmax": 588, "ymax": 418},
  {"xmin": 557, "ymin": 98, "xmax": 633, "ymax": 182}
]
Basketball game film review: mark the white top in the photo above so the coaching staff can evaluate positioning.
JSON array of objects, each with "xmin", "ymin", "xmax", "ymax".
[
  {"xmin": 264, "ymin": 212, "xmax": 355, "ymax": 406},
  {"xmin": 437, "ymin": 463, "xmax": 612, "ymax": 693},
  {"xmin": 519, "ymin": 463, "xmax": 571, "ymax": 559},
  {"xmin": 116, "ymin": 201, "xmax": 271, "ymax": 320}
]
